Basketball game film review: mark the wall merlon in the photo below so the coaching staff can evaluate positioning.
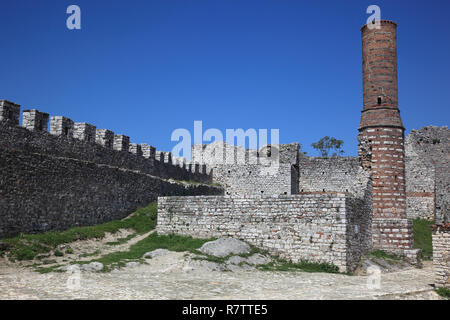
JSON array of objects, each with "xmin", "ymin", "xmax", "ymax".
[
  {"xmin": 0, "ymin": 100, "xmax": 20, "ymax": 125},
  {"xmin": 22, "ymin": 109, "xmax": 49, "ymax": 132},
  {"xmin": 129, "ymin": 143, "xmax": 143, "ymax": 156},
  {"xmin": 73, "ymin": 122, "xmax": 96, "ymax": 143},
  {"xmin": 155, "ymin": 151, "xmax": 164, "ymax": 162},
  {"xmin": 95, "ymin": 129, "xmax": 115, "ymax": 149},
  {"xmin": 163, "ymin": 151, "xmax": 172, "ymax": 164},
  {"xmin": 113, "ymin": 134, "xmax": 130, "ymax": 152},
  {"xmin": 140, "ymin": 144, "xmax": 156, "ymax": 159},
  {"xmin": 50, "ymin": 116, "xmax": 74, "ymax": 138}
]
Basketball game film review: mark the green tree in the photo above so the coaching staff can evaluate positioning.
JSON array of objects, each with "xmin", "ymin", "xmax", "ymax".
[{"xmin": 311, "ymin": 136, "xmax": 344, "ymax": 157}]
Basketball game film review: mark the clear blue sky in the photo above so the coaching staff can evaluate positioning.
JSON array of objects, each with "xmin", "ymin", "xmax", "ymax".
[{"xmin": 1, "ymin": 0, "xmax": 449, "ymax": 157}]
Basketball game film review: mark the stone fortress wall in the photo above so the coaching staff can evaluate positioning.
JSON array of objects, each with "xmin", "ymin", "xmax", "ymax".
[{"xmin": 0, "ymin": 100, "xmax": 222, "ymax": 238}]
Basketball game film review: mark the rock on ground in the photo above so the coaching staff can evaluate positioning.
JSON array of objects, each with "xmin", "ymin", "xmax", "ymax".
[
  {"xmin": 199, "ymin": 238, "xmax": 251, "ymax": 258},
  {"xmin": 227, "ymin": 256, "xmax": 247, "ymax": 265},
  {"xmin": 355, "ymin": 257, "xmax": 415, "ymax": 275},
  {"xmin": 143, "ymin": 249, "xmax": 169, "ymax": 259},
  {"xmin": 125, "ymin": 262, "xmax": 140, "ymax": 268},
  {"xmin": 58, "ymin": 264, "xmax": 81, "ymax": 273},
  {"xmin": 186, "ymin": 260, "xmax": 227, "ymax": 272},
  {"xmin": 80, "ymin": 262, "xmax": 104, "ymax": 272},
  {"xmin": 246, "ymin": 253, "xmax": 270, "ymax": 265}
]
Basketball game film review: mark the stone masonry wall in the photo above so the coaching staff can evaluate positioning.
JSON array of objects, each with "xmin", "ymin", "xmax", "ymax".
[
  {"xmin": 0, "ymin": 118, "xmax": 211, "ymax": 184},
  {"xmin": 209, "ymin": 164, "xmax": 294, "ymax": 196},
  {"xmin": 0, "ymin": 146, "xmax": 222, "ymax": 238},
  {"xmin": 298, "ymin": 156, "xmax": 371, "ymax": 198},
  {"xmin": 431, "ymin": 224, "xmax": 450, "ymax": 289},
  {"xmin": 192, "ymin": 141, "xmax": 299, "ymax": 196},
  {"xmin": 0, "ymin": 107, "xmax": 220, "ymax": 238},
  {"xmin": 157, "ymin": 194, "xmax": 372, "ymax": 272},
  {"xmin": 405, "ymin": 126, "xmax": 449, "ymax": 222}
]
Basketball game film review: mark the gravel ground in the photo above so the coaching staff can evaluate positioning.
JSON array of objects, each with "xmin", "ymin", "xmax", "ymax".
[{"xmin": 0, "ymin": 253, "xmax": 442, "ymax": 300}]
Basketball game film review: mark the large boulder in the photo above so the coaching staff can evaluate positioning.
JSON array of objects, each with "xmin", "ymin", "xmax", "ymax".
[{"xmin": 199, "ymin": 238, "xmax": 251, "ymax": 258}]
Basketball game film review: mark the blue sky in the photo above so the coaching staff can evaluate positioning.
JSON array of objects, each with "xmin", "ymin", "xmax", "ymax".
[{"xmin": 1, "ymin": 0, "xmax": 449, "ymax": 157}]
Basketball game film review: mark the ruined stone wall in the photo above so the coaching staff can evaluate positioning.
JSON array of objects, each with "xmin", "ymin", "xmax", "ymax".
[
  {"xmin": 157, "ymin": 193, "xmax": 372, "ymax": 272},
  {"xmin": 431, "ymin": 224, "xmax": 450, "ymax": 289},
  {"xmin": 192, "ymin": 141, "xmax": 299, "ymax": 196},
  {"xmin": 298, "ymin": 156, "xmax": 371, "ymax": 198},
  {"xmin": 405, "ymin": 126, "xmax": 449, "ymax": 222},
  {"xmin": 208, "ymin": 164, "xmax": 294, "ymax": 196}
]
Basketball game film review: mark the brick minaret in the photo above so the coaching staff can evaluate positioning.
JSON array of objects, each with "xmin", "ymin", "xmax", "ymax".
[{"xmin": 358, "ymin": 20, "xmax": 420, "ymax": 263}]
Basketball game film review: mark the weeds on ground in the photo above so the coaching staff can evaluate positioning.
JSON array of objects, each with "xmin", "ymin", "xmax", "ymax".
[
  {"xmin": 258, "ymin": 258, "xmax": 341, "ymax": 274},
  {"xmin": 367, "ymin": 250, "xmax": 403, "ymax": 262},
  {"xmin": 0, "ymin": 202, "xmax": 157, "ymax": 261},
  {"xmin": 62, "ymin": 233, "xmax": 216, "ymax": 272},
  {"xmin": 436, "ymin": 287, "xmax": 450, "ymax": 299}
]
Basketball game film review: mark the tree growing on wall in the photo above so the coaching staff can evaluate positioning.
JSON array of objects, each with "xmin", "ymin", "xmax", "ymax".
[{"xmin": 311, "ymin": 136, "xmax": 344, "ymax": 157}]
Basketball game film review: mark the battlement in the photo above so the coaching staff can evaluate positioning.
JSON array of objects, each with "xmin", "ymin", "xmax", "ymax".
[
  {"xmin": 0, "ymin": 101, "xmax": 212, "ymax": 184},
  {"xmin": 50, "ymin": 116, "xmax": 74, "ymax": 138},
  {"xmin": 22, "ymin": 109, "xmax": 49, "ymax": 131},
  {"xmin": 0, "ymin": 100, "xmax": 20, "ymax": 125}
]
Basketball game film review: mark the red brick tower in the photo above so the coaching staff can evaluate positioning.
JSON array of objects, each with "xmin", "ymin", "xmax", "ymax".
[{"xmin": 358, "ymin": 20, "xmax": 420, "ymax": 263}]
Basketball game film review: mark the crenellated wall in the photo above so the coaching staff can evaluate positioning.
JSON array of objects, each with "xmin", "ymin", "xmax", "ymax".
[
  {"xmin": 0, "ymin": 103, "xmax": 212, "ymax": 184},
  {"xmin": 0, "ymin": 101, "xmax": 220, "ymax": 238}
]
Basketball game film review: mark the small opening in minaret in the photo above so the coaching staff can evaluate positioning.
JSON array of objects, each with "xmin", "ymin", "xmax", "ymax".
[{"xmin": 377, "ymin": 97, "xmax": 382, "ymax": 105}]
